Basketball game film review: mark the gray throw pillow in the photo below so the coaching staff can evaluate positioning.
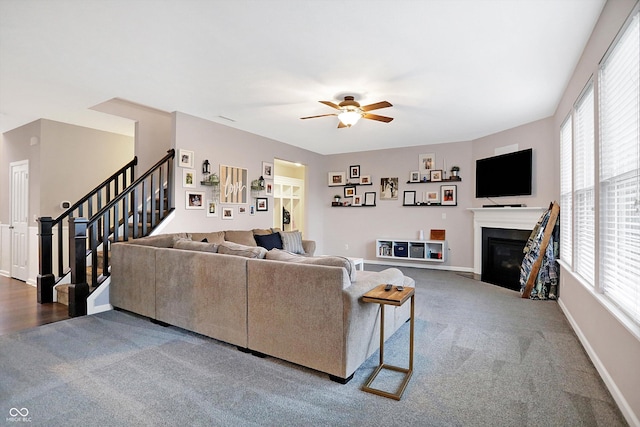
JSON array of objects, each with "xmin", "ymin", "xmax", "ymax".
[
  {"xmin": 279, "ymin": 231, "xmax": 305, "ymax": 254},
  {"xmin": 218, "ymin": 241, "xmax": 267, "ymax": 259},
  {"xmin": 173, "ymin": 239, "xmax": 219, "ymax": 253}
]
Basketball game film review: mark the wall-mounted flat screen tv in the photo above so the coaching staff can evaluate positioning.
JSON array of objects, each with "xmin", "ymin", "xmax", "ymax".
[{"xmin": 475, "ymin": 148, "xmax": 532, "ymax": 198}]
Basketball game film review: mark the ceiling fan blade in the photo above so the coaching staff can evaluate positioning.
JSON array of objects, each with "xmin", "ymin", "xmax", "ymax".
[
  {"xmin": 361, "ymin": 101, "xmax": 392, "ymax": 112},
  {"xmin": 362, "ymin": 113, "xmax": 394, "ymax": 123},
  {"xmin": 319, "ymin": 100, "xmax": 340, "ymax": 110},
  {"xmin": 337, "ymin": 121, "xmax": 347, "ymax": 129},
  {"xmin": 300, "ymin": 113, "xmax": 337, "ymax": 120}
]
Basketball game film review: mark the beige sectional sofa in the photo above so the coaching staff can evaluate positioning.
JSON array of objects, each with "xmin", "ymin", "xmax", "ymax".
[{"xmin": 110, "ymin": 229, "xmax": 414, "ymax": 383}]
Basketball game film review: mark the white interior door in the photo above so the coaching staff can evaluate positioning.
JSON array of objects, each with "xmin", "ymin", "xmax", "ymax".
[{"xmin": 10, "ymin": 160, "xmax": 29, "ymax": 281}]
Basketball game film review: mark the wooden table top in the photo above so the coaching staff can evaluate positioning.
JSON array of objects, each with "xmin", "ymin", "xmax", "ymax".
[{"xmin": 362, "ymin": 284, "xmax": 414, "ymax": 306}]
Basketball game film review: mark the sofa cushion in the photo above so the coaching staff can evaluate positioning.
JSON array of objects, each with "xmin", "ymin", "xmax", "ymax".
[
  {"xmin": 265, "ymin": 249, "xmax": 356, "ymax": 281},
  {"xmin": 190, "ymin": 231, "xmax": 225, "ymax": 245},
  {"xmin": 173, "ymin": 239, "xmax": 219, "ymax": 253},
  {"xmin": 224, "ymin": 230, "xmax": 257, "ymax": 246},
  {"xmin": 218, "ymin": 241, "xmax": 267, "ymax": 258},
  {"xmin": 131, "ymin": 233, "xmax": 192, "ymax": 248},
  {"xmin": 254, "ymin": 232, "xmax": 283, "ymax": 251},
  {"xmin": 252, "ymin": 228, "xmax": 274, "ymax": 236},
  {"xmin": 279, "ymin": 231, "xmax": 305, "ymax": 254}
]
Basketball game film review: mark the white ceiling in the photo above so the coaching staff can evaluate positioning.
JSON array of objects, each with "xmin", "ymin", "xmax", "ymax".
[{"xmin": 0, "ymin": 0, "xmax": 606, "ymax": 155}]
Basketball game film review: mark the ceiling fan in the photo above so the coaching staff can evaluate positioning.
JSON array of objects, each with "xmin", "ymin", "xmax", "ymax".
[{"xmin": 300, "ymin": 96, "xmax": 393, "ymax": 128}]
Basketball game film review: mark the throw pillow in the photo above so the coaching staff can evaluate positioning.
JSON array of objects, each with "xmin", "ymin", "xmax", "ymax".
[
  {"xmin": 254, "ymin": 232, "xmax": 283, "ymax": 251},
  {"xmin": 190, "ymin": 231, "xmax": 225, "ymax": 245},
  {"xmin": 132, "ymin": 233, "xmax": 192, "ymax": 248},
  {"xmin": 279, "ymin": 231, "xmax": 305, "ymax": 254},
  {"xmin": 218, "ymin": 241, "xmax": 267, "ymax": 259},
  {"xmin": 265, "ymin": 250, "xmax": 356, "ymax": 281},
  {"xmin": 173, "ymin": 239, "xmax": 219, "ymax": 253},
  {"xmin": 224, "ymin": 230, "xmax": 257, "ymax": 246}
]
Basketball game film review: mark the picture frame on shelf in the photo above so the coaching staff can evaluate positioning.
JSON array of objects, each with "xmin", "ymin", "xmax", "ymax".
[
  {"xmin": 182, "ymin": 168, "xmax": 196, "ymax": 188},
  {"xmin": 430, "ymin": 169, "xmax": 443, "ymax": 182},
  {"xmin": 256, "ymin": 197, "xmax": 268, "ymax": 211},
  {"xmin": 206, "ymin": 200, "xmax": 218, "ymax": 217},
  {"xmin": 360, "ymin": 175, "xmax": 371, "ymax": 185},
  {"xmin": 426, "ymin": 190, "xmax": 440, "ymax": 204},
  {"xmin": 403, "ymin": 190, "xmax": 416, "ymax": 206},
  {"xmin": 441, "ymin": 184, "xmax": 457, "ymax": 206},
  {"xmin": 185, "ymin": 191, "xmax": 205, "ymax": 210},
  {"xmin": 344, "ymin": 186, "xmax": 356, "ymax": 198},
  {"xmin": 179, "ymin": 149, "xmax": 195, "ymax": 168},
  {"xmin": 352, "ymin": 195, "xmax": 363, "ymax": 206},
  {"xmin": 419, "ymin": 153, "xmax": 435, "ymax": 173},
  {"xmin": 409, "ymin": 170, "xmax": 420, "ymax": 183},
  {"xmin": 265, "ymin": 182, "xmax": 273, "ymax": 196},
  {"xmin": 262, "ymin": 161, "xmax": 273, "ymax": 179},
  {"xmin": 349, "ymin": 165, "xmax": 361, "ymax": 179},
  {"xmin": 222, "ymin": 207, "xmax": 234, "ymax": 219},
  {"xmin": 364, "ymin": 192, "xmax": 377, "ymax": 206},
  {"xmin": 238, "ymin": 206, "xmax": 247, "ymax": 214},
  {"xmin": 328, "ymin": 172, "xmax": 346, "ymax": 186}
]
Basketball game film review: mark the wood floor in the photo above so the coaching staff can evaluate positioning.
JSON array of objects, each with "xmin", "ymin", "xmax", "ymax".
[{"xmin": 0, "ymin": 275, "xmax": 69, "ymax": 336}]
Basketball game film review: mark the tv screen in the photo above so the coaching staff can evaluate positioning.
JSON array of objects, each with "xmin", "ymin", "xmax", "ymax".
[{"xmin": 475, "ymin": 148, "xmax": 532, "ymax": 198}]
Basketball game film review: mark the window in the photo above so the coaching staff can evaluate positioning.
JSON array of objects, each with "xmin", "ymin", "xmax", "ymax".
[
  {"xmin": 574, "ymin": 85, "xmax": 595, "ymax": 285},
  {"xmin": 599, "ymin": 10, "xmax": 640, "ymax": 323},
  {"xmin": 560, "ymin": 116, "xmax": 573, "ymax": 267}
]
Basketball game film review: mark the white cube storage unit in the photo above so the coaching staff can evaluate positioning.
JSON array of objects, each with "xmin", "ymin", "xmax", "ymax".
[{"xmin": 376, "ymin": 239, "xmax": 447, "ymax": 263}]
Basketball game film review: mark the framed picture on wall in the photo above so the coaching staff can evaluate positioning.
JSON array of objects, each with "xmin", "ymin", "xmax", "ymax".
[
  {"xmin": 179, "ymin": 149, "xmax": 194, "ymax": 168},
  {"xmin": 182, "ymin": 168, "xmax": 196, "ymax": 188},
  {"xmin": 262, "ymin": 161, "xmax": 274, "ymax": 179},
  {"xmin": 403, "ymin": 190, "xmax": 416, "ymax": 206},
  {"xmin": 222, "ymin": 207, "xmax": 234, "ymax": 219},
  {"xmin": 440, "ymin": 185, "xmax": 457, "ymax": 206},
  {"xmin": 256, "ymin": 197, "xmax": 268, "ymax": 211},
  {"xmin": 206, "ymin": 200, "xmax": 218, "ymax": 217},
  {"xmin": 352, "ymin": 195, "xmax": 363, "ymax": 206},
  {"xmin": 409, "ymin": 171, "xmax": 420, "ymax": 183},
  {"xmin": 430, "ymin": 169, "xmax": 443, "ymax": 182},
  {"xmin": 349, "ymin": 165, "xmax": 361, "ymax": 179},
  {"xmin": 185, "ymin": 191, "xmax": 205, "ymax": 209}
]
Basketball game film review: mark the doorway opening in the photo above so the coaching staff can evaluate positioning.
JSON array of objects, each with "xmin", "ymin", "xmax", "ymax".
[{"xmin": 273, "ymin": 159, "xmax": 305, "ymax": 235}]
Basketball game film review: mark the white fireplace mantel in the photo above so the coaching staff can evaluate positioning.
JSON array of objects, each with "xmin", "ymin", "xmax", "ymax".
[{"xmin": 468, "ymin": 207, "xmax": 546, "ymax": 274}]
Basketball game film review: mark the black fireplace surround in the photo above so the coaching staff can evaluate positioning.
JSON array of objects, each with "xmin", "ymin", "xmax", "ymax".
[{"xmin": 481, "ymin": 227, "xmax": 531, "ymax": 291}]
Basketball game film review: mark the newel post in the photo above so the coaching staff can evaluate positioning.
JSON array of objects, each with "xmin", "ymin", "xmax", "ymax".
[
  {"xmin": 68, "ymin": 217, "xmax": 89, "ymax": 317},
  {"xmin": 37, "ymin": 217, "xmax": 54, "ymax": 303}
]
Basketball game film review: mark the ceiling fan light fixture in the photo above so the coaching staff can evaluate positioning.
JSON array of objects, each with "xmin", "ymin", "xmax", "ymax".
[{"xmin": 338, "ymin": 110, "xmax": 362, "ymax": 127}]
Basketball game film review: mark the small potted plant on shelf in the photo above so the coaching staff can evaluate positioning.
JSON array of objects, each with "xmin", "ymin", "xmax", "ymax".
[
  {"xmin": 333, "ymin": 194, "xmax": 342, "ymax": 206},
  {"xmin": 450, "ymin": 166, "xmax": 460, "ymax": 178}
]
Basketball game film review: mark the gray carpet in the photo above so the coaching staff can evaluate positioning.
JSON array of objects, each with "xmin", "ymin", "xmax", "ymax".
[{"xmin": 0, "ymin": 268, "xmax": 627, "ymax": 426}]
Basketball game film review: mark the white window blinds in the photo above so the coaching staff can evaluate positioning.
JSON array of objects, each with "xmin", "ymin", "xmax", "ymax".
[
  {"xmin": 574, "ymin": 85, "xmax": 595, "ymax": 285},
  {"xmin": 560, "ymin": 116, "xmax": 573, "ymax": 267},
  {"xmin": 599, "ymin": 11, "xmax": 640, "ymax": 323}
]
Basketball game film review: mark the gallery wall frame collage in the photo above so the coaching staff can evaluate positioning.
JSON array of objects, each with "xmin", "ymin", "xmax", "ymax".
[
  {"xmin": 328, "ymin": 153, "xmax": 460, "ymax": 208},
  {"xmin": 180, "ymin": 148, "xmax": 272, "ymax": 220}
]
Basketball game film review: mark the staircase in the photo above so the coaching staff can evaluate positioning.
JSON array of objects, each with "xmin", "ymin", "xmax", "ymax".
[{"xmin": 37, "ymin": 149, "xmax": 175, "ymax": 316}]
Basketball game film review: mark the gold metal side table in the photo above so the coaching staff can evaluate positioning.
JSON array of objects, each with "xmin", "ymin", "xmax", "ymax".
[{"xmin": 361, "ymin": 284, "xmax": 414, "ymax": 400}]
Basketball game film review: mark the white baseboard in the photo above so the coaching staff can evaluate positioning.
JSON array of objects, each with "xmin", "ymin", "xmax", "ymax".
[
  {"xmin": 558, "ymin": 297, "xmax": 639, "ymax": 427},
  {"xmin": 365, "ymin": 259, "xmax": 474, "ymax": 273}
]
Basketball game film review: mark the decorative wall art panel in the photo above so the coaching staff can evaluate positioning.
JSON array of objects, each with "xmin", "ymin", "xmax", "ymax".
[{"xmin": 220, "ymin": 165, "xmax": 248, "ymax": 204}]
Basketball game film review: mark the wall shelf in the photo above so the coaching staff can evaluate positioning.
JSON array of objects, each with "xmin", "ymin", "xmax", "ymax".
[
  {"xmin": 376, "ymin": 239, "xmax": 447, "ymax": 263},
  {"xmin": 405, "ymin": 177, "xmax": 462, "ymax": 184}
]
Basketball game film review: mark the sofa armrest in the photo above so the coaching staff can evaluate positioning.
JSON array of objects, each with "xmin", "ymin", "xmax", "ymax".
[{"xmin": 302, "ymin": 240, "xmax": 316, "ymax": 256}]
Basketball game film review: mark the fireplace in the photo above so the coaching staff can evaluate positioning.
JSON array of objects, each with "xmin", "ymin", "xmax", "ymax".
[
  {"xmin": 481, "ymin": 228, "xmax": 531, "ymax": 291},
  {"xmin": 469, "ymin": 207, "xmax": 545, "ymax": 289}
]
